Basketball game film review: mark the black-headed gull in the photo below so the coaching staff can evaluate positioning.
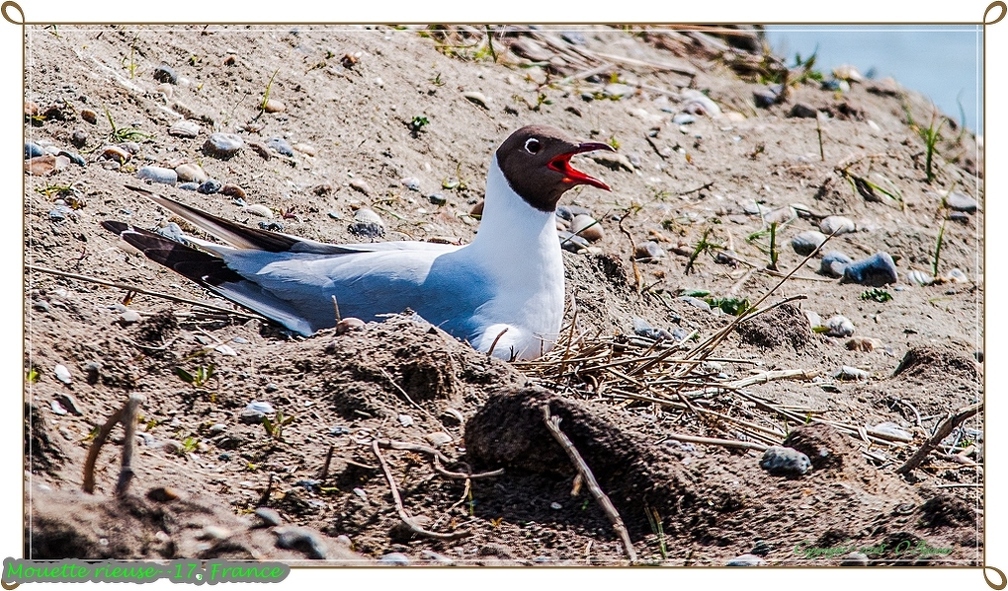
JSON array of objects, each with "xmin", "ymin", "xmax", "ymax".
[{"xmin": 103, "ymin": 125, "xmax": 613, "ymax": 360}]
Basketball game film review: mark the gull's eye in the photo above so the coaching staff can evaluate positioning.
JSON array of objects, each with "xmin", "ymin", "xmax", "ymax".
[{"xmin": 524, "ymin": 138, "xmax": 541, "ymax": 154}]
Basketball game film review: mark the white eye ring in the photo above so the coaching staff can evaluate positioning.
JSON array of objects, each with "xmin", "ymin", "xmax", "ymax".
[{"xmin": 524, "ymin": 138, "xmax": 541, "ymax": 154}]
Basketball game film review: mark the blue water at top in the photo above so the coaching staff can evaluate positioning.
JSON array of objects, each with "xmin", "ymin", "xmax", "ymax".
[{"xmin": 764, "ymin": 25, "xmax": 983, "ymax": 133}]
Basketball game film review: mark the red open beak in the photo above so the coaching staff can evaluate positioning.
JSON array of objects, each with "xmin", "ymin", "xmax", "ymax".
[{"xmin": 548, "ymin": 141, "xmax": 614, "ymax": 191}]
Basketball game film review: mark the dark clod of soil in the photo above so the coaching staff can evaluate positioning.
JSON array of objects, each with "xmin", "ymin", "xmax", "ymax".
[
  {"xmin": 736, "ymin": 303, "xmax": 813, "ymax": 350},
  {"xmin": 783, "ymin": 422, "xmax": 854, "ymax": 472},
  {"xmin": 25, "ymin": 402, "xmax": 65, "ymax": 476},
  {"xmin": 132, "ymin": 310, "xmax": 180, "ymax": 344},
  {"xmin": 892, "ymin": 345, "xmax": 980, "ymax": 384},
  {"xmin": 917, "ymin": 494, "xmax": 976, "ymax": 529},
  {"xmin": 464, "ymin": 386, "xmax": 693, "ymax": 535}
]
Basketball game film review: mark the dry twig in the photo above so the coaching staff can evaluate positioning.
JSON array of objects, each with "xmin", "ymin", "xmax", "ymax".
[
  {"xmin": 897, "ymin": 402, "xmax": 982, "ymax": 475},
  {"xmin": 542, "ymin": 405, "xmax": 637, "ymax": 563},
  {"xmin": 371, "ymin": 440, "xmax": 471, "ymax": 541},
  {"xmin": 83, "ymin": 394, "xmax": 144, "ymax": 495}
]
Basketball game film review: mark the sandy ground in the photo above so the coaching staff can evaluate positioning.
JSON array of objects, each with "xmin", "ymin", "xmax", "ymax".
[{"xmin": 22, "ymin": 24, "xmax": 984, "ymax": 568}]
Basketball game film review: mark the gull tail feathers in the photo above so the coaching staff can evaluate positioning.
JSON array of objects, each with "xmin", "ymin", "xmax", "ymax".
[
  {"xmin": 101, "ymin": 221, "xmax": 316, "ymax": 335},
  {"xmin": 124, "ymin": 184, "xmax": 355, "ymax": 255}
]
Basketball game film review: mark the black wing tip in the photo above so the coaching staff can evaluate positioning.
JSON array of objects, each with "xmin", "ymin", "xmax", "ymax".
[{"xmin": 102, "ymin": 220, "xmax": 131, "ymax": 235}]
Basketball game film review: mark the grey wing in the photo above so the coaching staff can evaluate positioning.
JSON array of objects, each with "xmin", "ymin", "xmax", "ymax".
[{"xmin": 221, "ymin": 247, "xmax": 492, "ymax": 338}]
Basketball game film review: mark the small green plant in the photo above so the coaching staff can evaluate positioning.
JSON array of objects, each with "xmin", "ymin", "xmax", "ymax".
[
  {"xmin": 174, "ymin": 363, "xmax": 216, "ymax": 388},
  {"xmin": 932, "ymin": 218, "xmax": 947, "ymax": 277},
  {"xmin": 767, "ymin": 222, "xmax": 780, "ymax": 271},
  {"xmin": 260, "ymin": 68, "xmax": 279, "ymax": 112},
  {"xmin": 919, "ymin": 115, "xmax": 945, "ymax": 184},
  {"xmin": 123, "ymin": 34, "xmax": 139, "ymax": 79},
  {"xmin": 410, "ymin": 115, "xmax": 430, "ymax": 133},
  {"xmin": 179, "ymin": 436, "xmax": 199, "ymax": 456},
  {"xmin": 429, "ymin": 71, "xmax": 445, "ymax": 87},
  {"xmin": 704, "ymin": 296, "xmax": 751, "ymax": 316},
  {"xmin": 262, "ymin": 410, "xmax": 295, "ymax": 441},
  {"xmin": 860, "ymin": 288, "xmax": 893, "ymax": 303},
  {"xmin": 26, "ymin": 367, "xmax": 39, "ymax": 383},
  {"xmin": 645, "ymin": 506, "xmax": 668, "ymax": 560},
  {"xmin": 684, "ymin": 227, "xmax": 718, "ymax": 275},
  {"xmin": 104, "ymin": 108, "xmax": 152, "ymax": 143},
  {"xmin": 606, "ymin": 135, "xmax": 620, "ymax": 151}
]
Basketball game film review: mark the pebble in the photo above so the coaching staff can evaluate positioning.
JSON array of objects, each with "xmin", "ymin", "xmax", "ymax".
[
  {"xmin": 335, "ymin": 317, "xmax": 365, "ymax": 335},
  {"xmin": 59, "ymin": 150, "xmax": 85, "ymax": 167},
  {"xmin": 379, "ymin": 552, "xmax": 411, "ymax": 566},
  {"xmin": 557, "ymin": 231, "xmax": 590, "ymax": 253},
  {"xmin": 241, "ymin": 401, "xmax": 275, "ymax": 424},
  {"xmin": 943, "ymin": 191, "xmax": 977, "ymax": 213},
  {"xmin": 833, "ymin": 64, "xmax": 863, "ymax": 82},
  {"xmin": 872, "ymin": 422, "xmax": 912, "ymax": 442},
  {"xmin": 263, "ymin": 99, "xmax": 287, "ymax": 113},
  {"xmin": 791, "ymin": 231, "xmax": 826, "ymax": 256},
  {"xmin": 248, "ymin": 141, "xmax": 271, "ymax": 160},
  {"xmin": 948, "ymin": 211, "xmax": 970, "ymax": 224},
  {"xmin": 293, "ymin": 143, "xmax": 316, "ymax": 156},
  {"xmin": 33, "ymin": 301, "xmax": 50, "ymax": 313},
  {"xmin": 846, "ymin": 336, "xmax": 881, "ymax": 352},
  {"xmin": 940, "ymin": 268, "xmax": 969, "ymax": 283},
  {"xmin": 259, "ymin": 221, "xmax": 284, "ymax": 232},
  {"xmin": 753, "ymin": 89, "xmax": 778, "ymax": 109},
  {"xmin": 178, "ymin": 182, "xmax": 199, "ymax": 191},
  {"xmin": 428, "ymin": 193, "xmax": 447, "ymax": 206},
  {"xmin": 906, "ymin": 270, "xmax": 934, "ymax": 286},
  {"xmin": 463, "ymin": 91, "xmax": 490, "ymax": 109},
  {"xmin": 634, "ymin": 241, "xmax": 666, "ymax": 261},
  {"xmin": 760, "ymin": 446, "xmax": 812, "ymax": 476},
  {"xmin": 726, "ymin": 554, "xmax": 767, "ymax": 567},
  {"xmin": 834, "ymin": 366, "xmax": 869, "ymax": 381},
  {"xmin": 672, "ymin": 113, "xmax": 696, "ymax": 125},
  {"xmin": 245, "ymin": 204, "xmax": 273, "ymax": 218},
  {"xmin": 789, "ymin": 103, "xmax": 818, "ymax": 118},
  {"xmin": 821, "ymin": 78, "xmax": 850, "ymax": 93},
  {"xmin": 603, "ymin": 83, "xmax": 633, "ymax": 99},
  {"xmin": 632, "ymin": 317, "xmax": 675, "ymax": 341},
  {"xmin": 398, "ymin": 414, "xmax": 414, "ymax": 427},
  {"xmin": 470, "ymin": 200, "xmax": 486, "ymax": 218},
  {"xmin": 120, "ymin": 310, "xmax": 141, "ymax": 324},
  {"xmin": 203, "ymin": 133, "xmax": 244, "ymax": 159},
  {"xmin": 174, "ymin": 163, "xmax": 208, "ymax": 183},
  {"xmin": 570, "ymin": 214, "xmax": 604, "ymax": 242},
  {"xmin": 349, "ymin": 208, "xmax": 385, "ymax": 239},
  {"xmin": 101, "ymin": 145, "xmax": 131, "ymax": 162},
  {"xmin": 50, "ymin": 400, "xmax": 67, "ymax": 415},
  {"xmin": 80, "ymin": 108, "xmax": 97, "ymax": 124},
  {"xmin": 199, "ymin": 526, "xmax": 231, "ymax": 541},
  {"xmin": 841, "ymin": 252, "xmax": 898, "ymax": 286},
  {"xmin": 819, "ymin": 251, "xmax": 852, "ymax": 278},
  {"xmin": 266, "ymin": 137, "xmax": 294, "ymax": 157},
  {"xmin": 70, "ymin": 130, "xmax": 88, "ymax": 148},
  {"xmin": 824, "ymin": 315, "xmax": 855, "ymax": 337},
  {"xmin": 680, "ymin": 89, "xmax": 721, "ymax": 117},
  {"xmin": 590, "ymin": 151, "xmax": 633, "ymax": 172},
  {"xmin": 25, "ymin": 155, "xmax": 59, "ymax": 176},
  {"xmin": 352, "ymin": 488, "xmax": 368, "ymax": 501},
  {"xmin": 24, "ymin": 142, "xmax": 44, "ymax": 159},
  {"xmin": 147, "ymin": 487, "xmax": 181, "ymax": 502},
  {"xmin": 425, "ymin": 432, "xmax": 453, "ymax": 447},
  {"xmin": 349, "ymin": 179, "xmax": 372, "ymax": 196},
  {"xmin": 137, "ymin": 166, "xmax": 177, "ymax": 185},
  {"xmin": 274, "ymin": 526, "xmax": 327, "ymax": 559},
  {"xmin": 421, "ymin": 550, "xmax": 454, "ymax": 565},
  {"xmin": 198, "ymin": 179, "xmax": 223, "ymax": 194},
  {"xmin": 763, "ymin": 206, "xmax": 796, "ymax": 225},
  {"xmin": 49, "ymin": 205, "xmax": 74, "ymax": 222},
  {"xmin": 401, "ymin": 177, "xmax": 421, "ymax": 191},
  {"xmin": 169, "ymin": 120, "xmax": 200, "ymax": 138},
  {"xmin": 819, "ymin": 215, "xmax": 856, "ymax": 235},
  {"xmin": 680, "ymin": 296, "xmax": 711, "ymax": 311},
  {"xmin": 841, "ymin": 552, "xmax": 869, "ymax": 566},
  {"xmin": 54, "ymin": 364, "xmax": 72, "ymax": 385},
  {"xmin": 153, "ymin": 64, "xmax": 178, "ymax": 84},
  {"xmin": 220, "ymin": 184, "xmax": 246, "ymax": 199}
]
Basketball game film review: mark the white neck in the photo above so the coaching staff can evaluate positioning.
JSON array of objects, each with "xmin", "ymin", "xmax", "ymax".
[
  {"xmin": 470, "ymin": 154, "xmax": 559, "ymax": 255},
  {"xmin": 464, "ymin": 155, "xmax": 565, "ymax": 357}
]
